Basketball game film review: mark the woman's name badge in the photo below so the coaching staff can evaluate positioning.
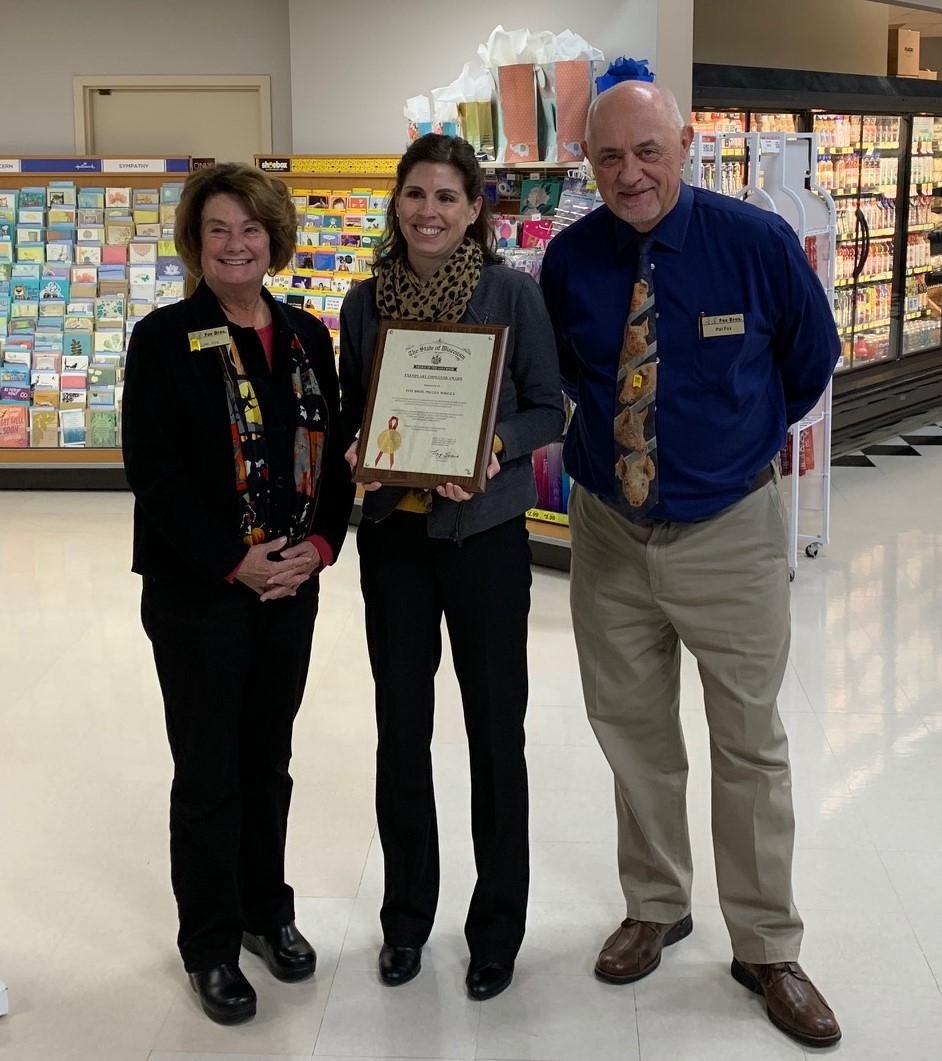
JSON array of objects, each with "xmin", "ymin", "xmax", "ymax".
[
  {"xmin": 701, "ymin": 314, "xmax": 745, "ymax": 338},
  {"xmin": 188, "ymin": 326, "xmax": 231, "ymax": 351}
]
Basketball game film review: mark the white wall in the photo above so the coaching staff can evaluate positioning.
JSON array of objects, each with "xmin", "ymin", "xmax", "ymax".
[
  {"xmin": 0, "ymin": 0, "xmax": 294, "ymax": 155},
  {"xmin": 693, "ymin": 0, "xmax": 891, "ymax": 75},
  {"xmin": 0, "ymin": 0, "xmax": 692, "ymax": 158},
  {"xmin": 288, "ymin": 0, "xmax": 667, "ymax": 153},
  {"xmin": 657, "ymin": 0, "xmax": 695, "ymax": 118}
]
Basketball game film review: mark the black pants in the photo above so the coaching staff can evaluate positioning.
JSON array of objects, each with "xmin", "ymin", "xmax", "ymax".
[
  {"xmin": 141, "ymin": 576, "xmax": 318, "ymax": 972},
  {"xmin": 357, "ymin": 512, "xmax": 532, "ymax": 964}
]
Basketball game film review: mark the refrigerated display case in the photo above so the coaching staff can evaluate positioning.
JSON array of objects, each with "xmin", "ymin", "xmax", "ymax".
[
  {"xmin": 814, "ymin": 112, "xmax": 901, "ymax": 371},
  {"xmin": 692, "ymin": 63, "xmax": 942, "ymax": 449},
  {"xmin": 689, "ymin": 111, "xmax": 749, "ymax": 193},
  {"xmin": 904, "ymin": 114, "xmax": 942, "ymax": 356}
]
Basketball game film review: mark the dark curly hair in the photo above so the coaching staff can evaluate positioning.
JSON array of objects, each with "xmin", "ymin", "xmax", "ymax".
[
  {"xmin": 373, "ymin": 133, "xmax": 501, "ymax": 269},
  {"xmin": 174, "ymin": 162, "xmax": 297, "ymax": 278}
]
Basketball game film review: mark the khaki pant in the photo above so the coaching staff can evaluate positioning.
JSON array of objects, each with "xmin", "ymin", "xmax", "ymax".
[{"xmin": 569, "ymin": 480, "xmax": 803, "ymax": 963}]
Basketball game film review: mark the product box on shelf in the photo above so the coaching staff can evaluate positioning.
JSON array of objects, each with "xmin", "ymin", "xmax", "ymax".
[{"xmin": 888, "ymin": 27, "xmax": 921, "ymax": 77}]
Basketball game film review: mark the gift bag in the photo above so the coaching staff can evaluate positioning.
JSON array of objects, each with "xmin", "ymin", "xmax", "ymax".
[
  {"xmin": 537, "ymin": 60, "xmax": 592, "ymax": 163},
  {"xmin": 495, "ymin": 63, "xmax": 538, "ymax": 163},
  {"xmin": 458, "ymin": 101, "xmax": 496, "ymax": 158},
  {"xmin": 404, "ymin": 96, "xmax": 433, "ymax": 143}
]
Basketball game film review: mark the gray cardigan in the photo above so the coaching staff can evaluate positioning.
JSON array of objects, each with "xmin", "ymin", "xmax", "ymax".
[{"xmin": 339, "ymin": 263, "xmax": 565, "ymax": 541}]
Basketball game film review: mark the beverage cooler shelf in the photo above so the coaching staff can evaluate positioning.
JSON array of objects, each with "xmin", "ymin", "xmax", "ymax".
[
  {"xmin": 824, "ymin": 142, "xmax": 900, "ymax": 153},
  {"xmin": 839, "ymin": 319, "xmax": 890, "ymax": 336},
  {"xmin": 830, "ymin": 188, "xmax": 897, "ymax": 199},
  {"xmin": 836, "ymin": 273, "xmax": 892, "ymax": 287},
  {"xmin": 837, "ymin": 229, "xmax": 894, "ymax": 242}
]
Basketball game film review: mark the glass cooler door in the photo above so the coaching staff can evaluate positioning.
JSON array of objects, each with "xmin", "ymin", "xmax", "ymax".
[
  {"xmin": 690, "ymin": 110, "xmax": 748, "ymax": 192},
  {"xmin": 815, "ymin": 112, "xmax": 900, "ymax": 371},
  {"xmin": 904, "ymin": 114, "xmax": 942, "ymax": 355}
]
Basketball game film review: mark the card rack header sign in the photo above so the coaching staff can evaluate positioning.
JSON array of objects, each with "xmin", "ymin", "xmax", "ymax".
[
  {"xmin": 0, "ymin": 156, "xmax": 190, "ymax": 174},
  {"xmin": 255, "ymin": 155, "xmax": 400, "ymax": 176}
]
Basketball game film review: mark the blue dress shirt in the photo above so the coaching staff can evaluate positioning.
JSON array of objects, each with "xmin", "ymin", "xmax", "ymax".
[{"xmin": 540, "ymin": 182, "xmax": 840, "ymax": 523}]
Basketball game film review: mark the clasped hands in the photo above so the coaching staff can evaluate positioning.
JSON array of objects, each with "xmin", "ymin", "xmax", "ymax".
[
  {"xmin": 343, "ymin": 440, "xmax": 500, "ymax": 502},
  {"xmin": 236, "ymin": 537, "xmax": 322, "ymax": 602}
]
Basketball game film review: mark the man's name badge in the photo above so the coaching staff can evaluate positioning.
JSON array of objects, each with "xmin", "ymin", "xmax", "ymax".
[
  {"xmin": 188, "ymin": 326, "xmax": 231, "ymax": 351},
  {"xmin": 701, "ymin": 313, "xmax": 745, "ymax": 338}
]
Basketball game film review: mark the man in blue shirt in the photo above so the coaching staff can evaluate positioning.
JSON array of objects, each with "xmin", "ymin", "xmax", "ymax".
[{"xmin": 540, "ymin": 82, "xmax": 841, "ymax": 1048}]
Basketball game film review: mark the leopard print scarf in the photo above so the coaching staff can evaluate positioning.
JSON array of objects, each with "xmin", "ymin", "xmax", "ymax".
[{"xmin": 375, "ymin": 238, "xmax": 483, "ymax": 322}]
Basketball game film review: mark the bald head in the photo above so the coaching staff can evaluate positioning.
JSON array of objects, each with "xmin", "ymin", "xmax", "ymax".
[
  {"xmin": 581, "ymin": 81, "xmax": 693, "ymax": 232},
  {"xmin": 585, "ymin": 82, "xmax": 684, "ymax": 148}
]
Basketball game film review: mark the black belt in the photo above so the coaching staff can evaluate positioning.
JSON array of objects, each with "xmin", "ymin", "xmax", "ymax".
[{"xmin": 747, "ymin": 463, "xmax": 775, "ymax": 494}]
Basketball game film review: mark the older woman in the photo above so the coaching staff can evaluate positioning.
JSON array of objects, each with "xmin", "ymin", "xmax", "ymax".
[
  {"xmin": 340, "ymin": 134, "xmax": 564, "ymax": 1001},
  {"xmin": 122, "ymin": 163, "xmax": 354, "ymax": 1024}
]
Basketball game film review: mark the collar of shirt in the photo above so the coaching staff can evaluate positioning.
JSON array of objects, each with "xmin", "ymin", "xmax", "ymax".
[{"xmin": 610, "ymin": 181, "xmax": 694, "ymax": 257}]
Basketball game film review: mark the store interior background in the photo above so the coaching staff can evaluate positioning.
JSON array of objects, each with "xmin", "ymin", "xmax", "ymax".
[
  {"xmin": 5, "ymin": 4, "xmax": 942, "ymax": 1056},
  {"xmin": 1, "ymin": 0, "xmax": 942, "ymax": 158}
]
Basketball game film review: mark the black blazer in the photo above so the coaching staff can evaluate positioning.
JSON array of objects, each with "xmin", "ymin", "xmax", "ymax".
[{"xmin": 122, "ymin": 281, "xmax": 354, "ymax": 583}]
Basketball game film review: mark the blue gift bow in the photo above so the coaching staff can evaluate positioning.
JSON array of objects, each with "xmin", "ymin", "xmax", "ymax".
[{"xmin": 595, "ymin": 57, "xmax": 655, "ymax": 93}]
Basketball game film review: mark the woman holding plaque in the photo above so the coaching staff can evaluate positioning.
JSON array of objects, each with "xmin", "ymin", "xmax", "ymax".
[
  {"xmin": 123, "ymin": 163, "xmax": 354, "ymax": 1024},
  {"xmin": 340, "ymin": 133, "xmax": 564, "ymax": 1001}
]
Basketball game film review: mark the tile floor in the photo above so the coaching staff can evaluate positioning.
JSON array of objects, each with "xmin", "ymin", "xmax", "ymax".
[{"xmin": 2, "ymin": 428, "xmax": 942, "ymax": 1059}]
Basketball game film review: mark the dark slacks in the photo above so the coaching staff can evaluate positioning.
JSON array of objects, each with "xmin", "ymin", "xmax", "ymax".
[
  {"xmin": 141, "ymin": 575, "xmax": 318, "ymax": 972},
  {"xmin": 357, "ymin": 511, "xmax": 531, "ymax": 964}
]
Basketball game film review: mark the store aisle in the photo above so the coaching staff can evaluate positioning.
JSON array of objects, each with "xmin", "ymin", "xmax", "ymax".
[{"xmin": 2, "ymin": 434, "xmax": 942, "ymax": 1061}]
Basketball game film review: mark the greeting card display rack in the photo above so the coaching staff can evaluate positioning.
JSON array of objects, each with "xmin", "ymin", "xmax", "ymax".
[
  {"xmin": 0, "ymin": 155, "xmax": 191, "ymax": 489},
  {"xmin": 690, "ymin": 131, "xmax": 837, "ymax": 578}
]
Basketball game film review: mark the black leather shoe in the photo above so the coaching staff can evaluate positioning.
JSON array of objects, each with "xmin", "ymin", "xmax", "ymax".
[
  {"xmin": 466, "ymin": 960, "xmax": 514, "ymax": 1001},
  {"xmin": 188, "ymin": 963, "xmax": 256, "ymax": 1024},
  {"xmin": 242, "ymin": 922, "xmax": 316, "ymax": 983},
  {"xmin": 378, "ymin": 943, "xmax": 422, "ymax": 986}
]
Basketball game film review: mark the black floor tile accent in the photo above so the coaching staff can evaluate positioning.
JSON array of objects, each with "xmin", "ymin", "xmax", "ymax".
[
  {"xmin": 831, "ymin": 454, "xmax": 876, "ymax": 467},
  {"xmin": 902, "ymin": 434, "xmax": 942, "ymax": 446},
  {"xmin": 862, "ymin": 443, "xmax": 921, "ymax": 456}
]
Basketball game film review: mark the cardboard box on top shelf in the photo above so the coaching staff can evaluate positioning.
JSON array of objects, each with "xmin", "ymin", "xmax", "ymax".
[
  {"xmin": 919, "ymin": 69, "xmax": 938, "ymax": 80},
  {"xmin": 888, "ymin": 26, "xmax": 921, "ymax": 76}
]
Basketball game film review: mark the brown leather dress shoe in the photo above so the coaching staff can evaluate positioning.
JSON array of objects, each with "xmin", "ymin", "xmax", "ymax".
[
  {"xmin": 731, "ymin": 958, "xmax": 841, "ymax": 1048},
  {"xmin": 594, "ymin": 913, "xmax": 693, "ymax": 984}
]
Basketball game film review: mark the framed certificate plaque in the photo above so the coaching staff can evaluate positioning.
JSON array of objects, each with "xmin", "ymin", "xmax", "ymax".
[{"xmin": 353, "ymin": 320, "xmax": 508, "ymax": 493}]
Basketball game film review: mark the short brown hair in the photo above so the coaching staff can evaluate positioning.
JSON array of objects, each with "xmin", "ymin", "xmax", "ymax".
[{"xmin": 174, "ymin": 162, "xmax": 297, "ymax": 277}]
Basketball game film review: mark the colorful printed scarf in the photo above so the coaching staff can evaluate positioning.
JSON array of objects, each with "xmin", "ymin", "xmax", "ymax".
[{"xmin": 218, "ymin": 331, "xmax": 327, "ymax": 546}]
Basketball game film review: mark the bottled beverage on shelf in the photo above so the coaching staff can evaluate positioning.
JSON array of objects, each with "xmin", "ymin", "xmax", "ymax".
[
  {"xmin": 854, "ymin": 335, "xmax": 871, "ymax": 363},
  {"xmin": 753, "ymin": 112, "xmax": 797, "ymax": 133}
]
